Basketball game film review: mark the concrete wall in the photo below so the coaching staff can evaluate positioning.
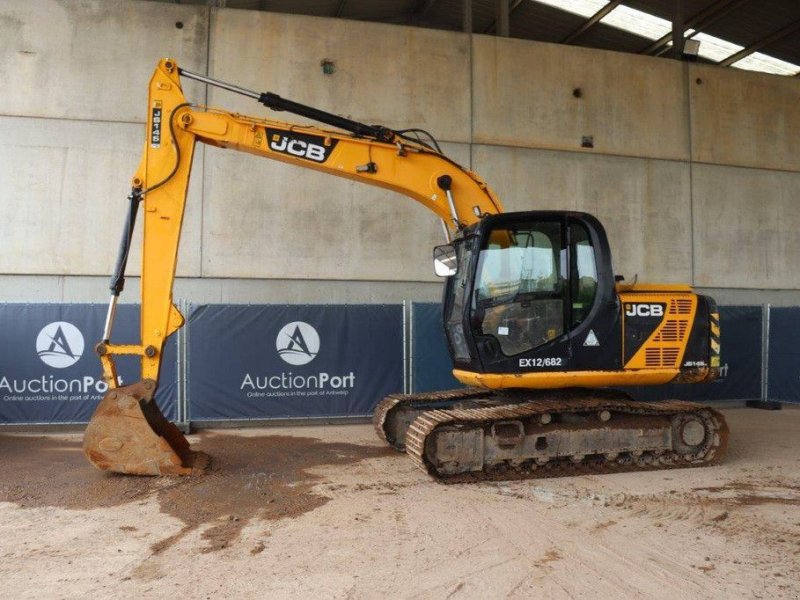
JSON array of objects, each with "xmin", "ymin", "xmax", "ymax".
[
  {"xmin": 1, "ymin": 0, "xmax": 799, "ymax": 306},
  {"xmin": 472, "ymin": 36, "xmax": 690, "ymax": 161}
]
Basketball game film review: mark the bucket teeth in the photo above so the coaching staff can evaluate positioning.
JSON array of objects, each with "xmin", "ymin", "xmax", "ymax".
[{"xmin": 83, "ymin": 379, "xmax": 208, "ymax": 476}]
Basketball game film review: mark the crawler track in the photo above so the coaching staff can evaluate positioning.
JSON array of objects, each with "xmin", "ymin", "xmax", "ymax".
[
  {"xmin": 374, "ymin": 389, "xmax": 729, "ymax": 483},
  {"xmin": 373, "ymin": 388, "xmax": 495, "ymax": 450}
]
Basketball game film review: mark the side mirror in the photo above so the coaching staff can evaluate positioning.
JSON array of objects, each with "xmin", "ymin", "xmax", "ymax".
[{"xmin": 433, "ymin": 244, "xmax": 458, "ymax": 277}]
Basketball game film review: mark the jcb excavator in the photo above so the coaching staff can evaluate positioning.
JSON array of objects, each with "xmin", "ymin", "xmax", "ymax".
[{"xmin": 84, "ymin": 59, "xmax": 728, "ymax": 482}]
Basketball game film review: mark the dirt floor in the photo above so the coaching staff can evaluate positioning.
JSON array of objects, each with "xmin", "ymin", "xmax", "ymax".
[{"xmin": 1, "ymin": 407, "xmax": 799, "ymax": 599}]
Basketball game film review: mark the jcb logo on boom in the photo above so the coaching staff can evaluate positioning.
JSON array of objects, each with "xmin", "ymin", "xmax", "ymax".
[
  {"xmin": 266, "ymin": 128, "xmax": 337, "ymax": 163},
  {"xmin": 625, "ymin": 303, "xmax": 665, "ymax": 318},
  {"xmin": 270, "ymin": 136, "xmax": 326, "ymax": 161}
]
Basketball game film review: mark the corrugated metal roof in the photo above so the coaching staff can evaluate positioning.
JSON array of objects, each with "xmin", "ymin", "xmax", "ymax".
[{"xmin": 144, "ymin": 0, "xmax": 800, "ymax": 75}]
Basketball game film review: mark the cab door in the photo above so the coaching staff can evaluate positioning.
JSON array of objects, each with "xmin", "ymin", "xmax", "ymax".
[
  {"xmin": 566, "ymin": 217, "xmax": 622, "ymax": 371},
  {"xmin": 465, "ymin": 212, "xmax": 622, "ymax": 374},
  {"xmin": 469, "ymin": 216, "xmax": 571, "ymax": 371}
]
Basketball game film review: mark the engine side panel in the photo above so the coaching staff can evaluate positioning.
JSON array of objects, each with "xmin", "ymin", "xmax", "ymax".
[{"xmin": 620, "ymin": 292, "xmax": 697, "ymax": 370}]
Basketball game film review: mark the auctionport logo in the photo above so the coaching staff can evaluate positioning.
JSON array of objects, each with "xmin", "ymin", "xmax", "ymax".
[
  {"xmin": 276, "ymin": 321, "xmax": 319, "ymax": 366},
  {"xmin": 36, "ymin": 322, "xmax": 85, "ymax": 369}
]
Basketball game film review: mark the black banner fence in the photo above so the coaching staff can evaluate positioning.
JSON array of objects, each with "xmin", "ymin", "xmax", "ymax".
[
  {"xmin": 0, "ymin": 303, "xmax": 178, "ymax": 424},
  {"xmin": 766, "ymin": 307, "xmax": 800, "ymax": 402},
  {"xmin": 2, "ymin": 301, "xmax": 797, "ymax": 426},
  {"xmin": 410, "ymin": 303, "xmax": 462, "ymax": 393},
  {"xmin": 187, "ymin": 304, "xmax": 404, "ymax": 420}
]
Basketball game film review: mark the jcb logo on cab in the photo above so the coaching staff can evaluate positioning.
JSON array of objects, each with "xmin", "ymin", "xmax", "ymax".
[{"xmin": 625, "ymin": 303, "xmax": 664, "ymax": 317}]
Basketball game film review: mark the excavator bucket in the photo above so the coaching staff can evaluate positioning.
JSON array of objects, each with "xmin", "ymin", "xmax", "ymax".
[{"xmin": 83, "ymin": 379, "xmax": 208, "ymax": 476}]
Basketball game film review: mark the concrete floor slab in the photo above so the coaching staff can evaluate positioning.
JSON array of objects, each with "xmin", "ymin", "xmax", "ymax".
[{"xmin": 0, "ymin": 407, "xmax": 798, "ymax": 598}]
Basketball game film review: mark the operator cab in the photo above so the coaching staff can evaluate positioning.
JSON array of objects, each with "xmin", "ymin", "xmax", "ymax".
[{"xmin": 436, "ymin": 211, "xmax": 621, "ymax": 375}]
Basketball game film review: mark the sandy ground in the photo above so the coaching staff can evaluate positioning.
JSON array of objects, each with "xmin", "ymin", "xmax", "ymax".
[{"xmin": 1, "ymin": 406, "xmax": 799, "ymax": 599}]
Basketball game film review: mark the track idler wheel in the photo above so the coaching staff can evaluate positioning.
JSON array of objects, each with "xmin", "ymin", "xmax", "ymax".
[{"xmin": 83, "ymin": 379, "xmax": 208, "ymax": 476}]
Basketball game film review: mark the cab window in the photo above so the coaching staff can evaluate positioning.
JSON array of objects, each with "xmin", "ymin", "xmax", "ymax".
[
  {"xmin": 474, "ymin": 221, "xmax": 564, "ymax": 356},
  {"xmin": 570, "ymin": 221, "xmax": 597, "ymax": 326}
]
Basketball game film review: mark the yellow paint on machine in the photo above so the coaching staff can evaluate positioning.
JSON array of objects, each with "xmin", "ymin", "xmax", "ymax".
[
  {"xmin": 453, "ymin": 368, "xmax": 680, "ymax": 390},
  {"xmin": 620, "ymin": 293, "xmax": 697, "ymax": 370}
]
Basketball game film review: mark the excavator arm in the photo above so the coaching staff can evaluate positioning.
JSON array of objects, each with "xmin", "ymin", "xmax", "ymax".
[{"xmin": 84, "ymin": 59, "xmax": 502, "ymax": 475}]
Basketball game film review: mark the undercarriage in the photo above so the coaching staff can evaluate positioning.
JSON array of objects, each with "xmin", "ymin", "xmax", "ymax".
[{"xmin": 374, "ymin": 388, "xmax": 729, "ymax": 483}]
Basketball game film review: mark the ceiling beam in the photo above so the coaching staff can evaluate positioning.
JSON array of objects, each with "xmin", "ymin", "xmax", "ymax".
[
  {"xmin": 671, "ymin": 0, "xmax": 685, "ymax": 58},
  {"xmin": 463, "ymin": 0, "xmax": 473, "ymax": 34},
  {"xmin": 562, "ymin": 0, "xmax": 622, "ymax": 44},
  {"xmin": 412, "ymin": 0, "xmax": 438, "ymax": 19},
  {"xmin": 641, "ymin": 0, "xmax": 751, "ymax": 56},
  {"xmin": 483, "ymin": 0, "xmax": 523, "ymax": 35},
  {"xmin": 496, "ymin": 0, "xmax": 510, "ymax": 37},
  {"xmin": 718, "ymin": 18, "xmax": 800, "ymax": 66}
]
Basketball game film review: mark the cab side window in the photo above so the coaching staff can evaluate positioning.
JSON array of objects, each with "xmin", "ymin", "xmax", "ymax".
[{"xmin": 571, "ymin": 221, "xmax": 597, "ymax": 326}]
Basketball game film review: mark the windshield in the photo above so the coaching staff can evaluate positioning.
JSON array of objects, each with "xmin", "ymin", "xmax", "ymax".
[
  {"xmin": 475, "ymin": 223, "xmax": 564, "ymax": 307},
  {"xmin": 474, "ymin": 221, "xmax": 566, "ymax": 356}
]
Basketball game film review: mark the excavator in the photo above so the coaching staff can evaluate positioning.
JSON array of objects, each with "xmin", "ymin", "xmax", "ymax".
[{"xmin": 83, "ymin": 59, "xmax": 728, "ymax": 482}]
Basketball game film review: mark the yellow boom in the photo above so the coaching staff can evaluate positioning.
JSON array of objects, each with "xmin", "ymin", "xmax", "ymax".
[{"xmin": 84, "ymin": 59, "xmax": 502, "ymax": 475}]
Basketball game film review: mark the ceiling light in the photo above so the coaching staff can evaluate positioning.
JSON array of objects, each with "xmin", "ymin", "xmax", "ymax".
[{"xmin": 531, "ymin": 0, "xmax": 800, "ymax": 76}]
